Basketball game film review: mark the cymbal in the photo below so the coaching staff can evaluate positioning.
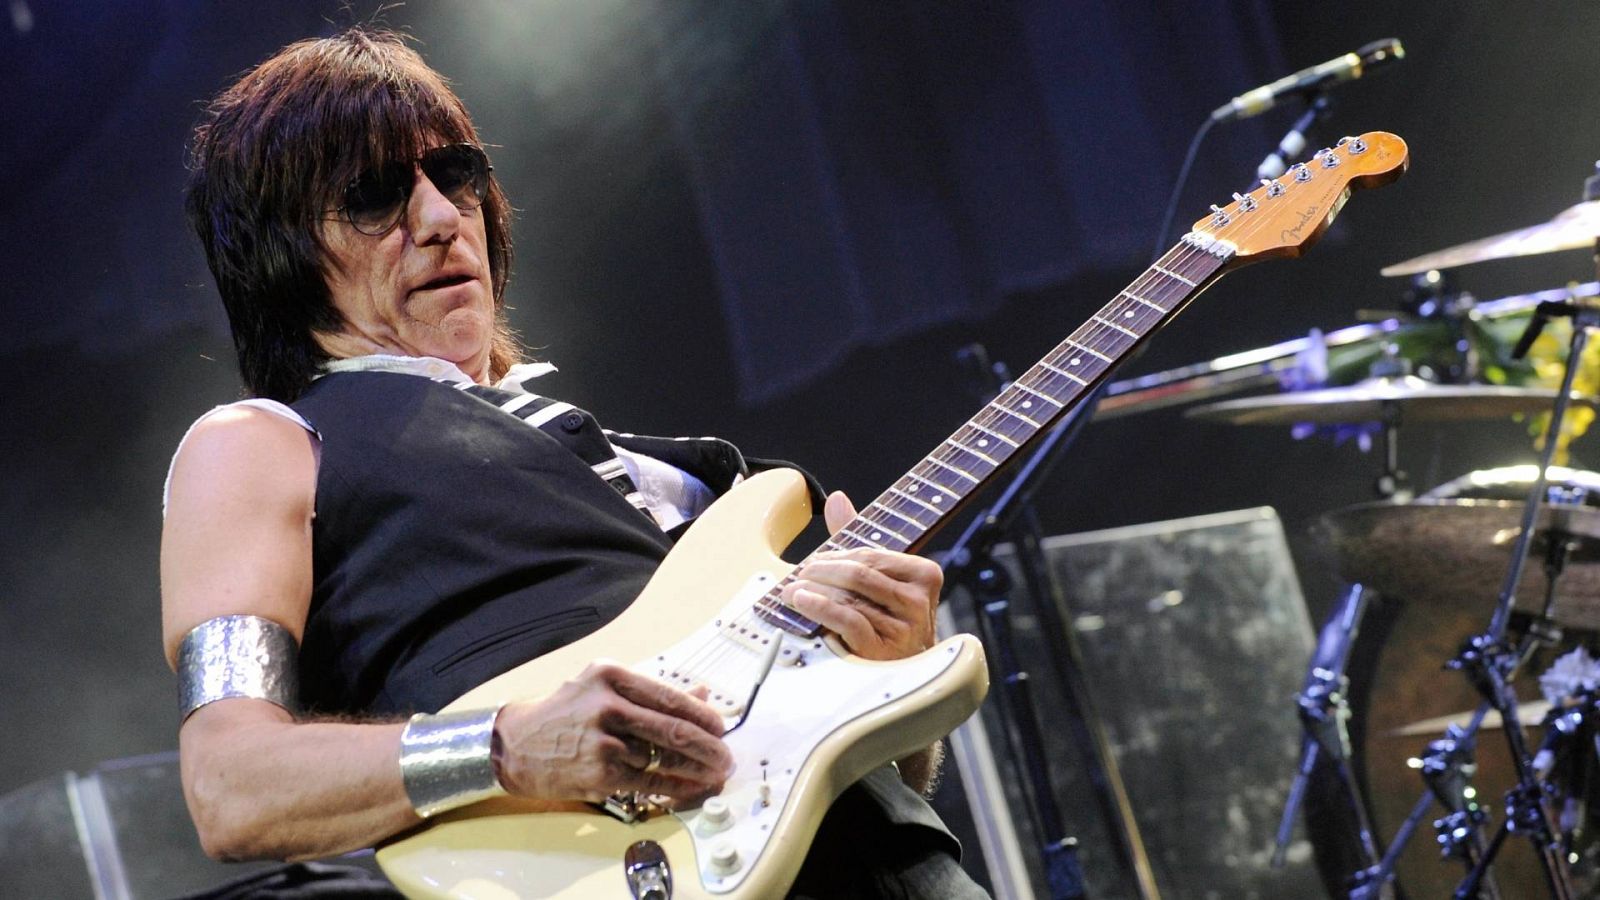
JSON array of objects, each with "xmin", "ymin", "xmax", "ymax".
[
  {"xmin": 1184, "ymin": 376, "xmax": 1594, "ymax": 426},
  {"xmin": 1388, "ymin": 700, "xmax": 1551, "ymax": 737},
  {"xmin": 1383, "ymin": 199, "xmax": 1600, "ymax": 277},
  {"xmin": 1321, "ymin": 499, "xmax": 1600, "ymax": 629}
]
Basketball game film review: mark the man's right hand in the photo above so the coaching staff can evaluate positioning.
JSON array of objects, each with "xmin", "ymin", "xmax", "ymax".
[{"xmin": 492, "ymin": 662, "xmax": 734, "ymax": 806}]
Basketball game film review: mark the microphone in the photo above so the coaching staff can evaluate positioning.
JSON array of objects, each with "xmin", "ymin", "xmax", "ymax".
[{"xmin": 1211, "ymin": 38, "xmax": 1404, "ymax": 122}]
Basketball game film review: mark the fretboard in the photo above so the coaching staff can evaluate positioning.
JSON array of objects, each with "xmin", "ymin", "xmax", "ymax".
[{"xmin": 755, "ymin": 232, "xmax": 1235, "ymax": 635}]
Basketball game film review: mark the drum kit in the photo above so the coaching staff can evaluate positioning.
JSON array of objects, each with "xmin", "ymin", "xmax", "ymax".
[{"xmin": 1101, "ymin": 177, "xmax": 1600, "ymax": 898}]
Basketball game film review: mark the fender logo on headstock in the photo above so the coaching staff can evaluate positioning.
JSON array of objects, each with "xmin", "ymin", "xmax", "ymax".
[{"xmin": 1281, "ymin": 204, "xmax": 1320, "ymax": 243}]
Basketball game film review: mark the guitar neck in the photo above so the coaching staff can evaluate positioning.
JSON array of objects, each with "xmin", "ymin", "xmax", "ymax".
[
  {"xmin": 757, "ymin": 129, "xmax": 1410, "ymax": 636},
  {"xmin": 756, "ymin": 233, "xmax": 1234, "ymax": 636}
]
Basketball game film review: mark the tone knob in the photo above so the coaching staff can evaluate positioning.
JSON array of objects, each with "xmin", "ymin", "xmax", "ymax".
[
  {"xmin": 698, "ymin": 796, "xmax": 733, "ymax": 833},
  {"xmin": 709, "ymin": 840, "xmax": 741, "ymax": 874}
]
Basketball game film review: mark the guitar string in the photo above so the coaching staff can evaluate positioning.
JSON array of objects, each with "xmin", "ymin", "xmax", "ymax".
[
  {"xmin": 660, "ymin": 232, "xmax": 1232, "ymax": 696},
  {"xmin": 657, "ymin": 235, "xmax": 1231, "ymax": 701},
  {"xmin": 652, "ymin": 144, "xmax": 1359, "ymax": 702}
]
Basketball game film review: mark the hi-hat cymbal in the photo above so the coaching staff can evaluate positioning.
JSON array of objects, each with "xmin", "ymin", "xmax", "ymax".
[
  {"xmin": 1321, "ymin": 499, "xmax": 1600, "ymax": 628},
  {"xmin": 1383, "ymin": 199, "xmax": 1600, "ymax": 277},
  {"xmin": 1184, "ymin": 376, "xmax": 1594, "ymax": 426}
]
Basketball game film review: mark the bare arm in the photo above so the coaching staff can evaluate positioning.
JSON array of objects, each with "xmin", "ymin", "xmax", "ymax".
[
  {"xmin": 162, "ymin": 408, "xmax": 732, "ymax": 861},
  {"xmin": 162, "ymin": 408, "xmax": 421, "ymax": 859}
]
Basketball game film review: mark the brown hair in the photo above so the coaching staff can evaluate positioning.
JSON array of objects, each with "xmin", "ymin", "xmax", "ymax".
[{"xmin": 185, "ymin": 27, "xmax": 519, "ymax": 401}]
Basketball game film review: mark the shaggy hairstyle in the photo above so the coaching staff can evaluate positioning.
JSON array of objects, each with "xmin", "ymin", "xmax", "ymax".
[{"xmin": 185, "ymin": 27, "xmax": 519, "ymax": 401}]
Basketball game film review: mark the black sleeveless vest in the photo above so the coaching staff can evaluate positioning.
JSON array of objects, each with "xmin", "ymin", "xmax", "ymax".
[{"xmin": 289, "ymin": 371, "xmax": 736, "ymax": 716}]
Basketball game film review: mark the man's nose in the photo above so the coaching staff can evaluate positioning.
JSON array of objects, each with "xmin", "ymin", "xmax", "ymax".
[{"xmin": 407, "ymin": 170, "xmax": 461, "ymax": 245}]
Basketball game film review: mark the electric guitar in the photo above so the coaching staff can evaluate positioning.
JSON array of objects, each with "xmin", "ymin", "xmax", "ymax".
[{"xmin": 377, "ymin": 131, "xmax": 1409, "ymax": 899}]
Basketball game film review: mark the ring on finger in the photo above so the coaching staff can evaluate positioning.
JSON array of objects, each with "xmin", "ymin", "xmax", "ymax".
[{"xmin": 642, "ymin": 742, "xmax": 662, "ymax": 774}]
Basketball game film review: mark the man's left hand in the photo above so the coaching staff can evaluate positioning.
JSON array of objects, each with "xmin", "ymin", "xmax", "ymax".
[{"xmin": 783, "ymin": 491, "xmax": 942, "ymax": 661}]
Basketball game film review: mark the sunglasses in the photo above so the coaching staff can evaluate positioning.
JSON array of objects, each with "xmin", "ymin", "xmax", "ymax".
[{"xmin": 336, "ymin": 143, "xmax": 493, "ymax": 236}]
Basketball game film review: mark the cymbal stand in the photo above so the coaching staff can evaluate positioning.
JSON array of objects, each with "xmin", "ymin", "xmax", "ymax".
[
  {"xmin": 1272, "ymin": 583, "xmax": 1389, "ymax": 893},
  {"xmin": 943, "ymin": 345, "xmax": 1161, "ymax": 900},
  {"xmin": 1449, "ymin": 295, "xmax": 1600, "ymax": 899},
  {"xmin": 1360, "ymin": 297, "xmax": 1597, "ymax": 897}
]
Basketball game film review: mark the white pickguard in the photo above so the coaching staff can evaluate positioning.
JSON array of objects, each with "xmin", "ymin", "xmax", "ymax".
[{"xmin": 656, "ymin": 589, "xmax": 965, "ymax": 893}]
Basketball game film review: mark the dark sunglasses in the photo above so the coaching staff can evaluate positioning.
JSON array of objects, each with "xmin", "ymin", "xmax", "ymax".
[{"xmin": 337, "ymin": 143, "xmax": 493, "ymax": 236}]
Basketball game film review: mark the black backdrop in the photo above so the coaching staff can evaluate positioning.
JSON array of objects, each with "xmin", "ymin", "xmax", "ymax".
[{"xmin": 4, "ymin": 0, "xmax": 1600, "ymax": 870}]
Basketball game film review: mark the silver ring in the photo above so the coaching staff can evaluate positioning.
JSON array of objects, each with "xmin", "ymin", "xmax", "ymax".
[{"xmin": 642, "ymin": 742, "xmax": 662, "ymax": 774}]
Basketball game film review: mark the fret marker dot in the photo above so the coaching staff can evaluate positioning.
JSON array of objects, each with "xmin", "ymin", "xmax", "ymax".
[
  {"xmin": 1123, "ymin": 310, "xmax": 1135, "ymax": 318},
  {"xmin": 977, "ymin": 438, "xmax": 989, "ymax": 448},
  {"xmin": 1070, "ymin": 358, "xmax": 1082, "ymax": 366},
  {"xmin": 907, "ymin": 483, "xmax": 919, "ymax": 493},
  {"xmin": 870, "ymin": 531, "xmax": 883, "ymax": 541},
  {"xmin": 932, "ymin": 496, "xmax": 943, "ymax": 504},
  {"xmin": 1021, "ymin": 400, "xmax": 1033, "ymax": 409}
]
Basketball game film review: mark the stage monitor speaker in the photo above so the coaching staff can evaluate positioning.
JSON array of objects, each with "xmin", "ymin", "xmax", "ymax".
[{"xmin": 933, "ymin": 506, "xmax": 1325, "ymax": 899}]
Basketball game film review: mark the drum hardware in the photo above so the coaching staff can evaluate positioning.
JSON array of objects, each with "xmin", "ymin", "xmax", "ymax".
[{"xmin": 1361, "ymin": 296, "xmax": 1600, "ymax": 900}]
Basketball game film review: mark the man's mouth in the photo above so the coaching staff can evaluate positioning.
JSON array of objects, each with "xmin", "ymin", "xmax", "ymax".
[{"xmin": 415, "ymin": 273, "xmax": 475, "ymax": 292}]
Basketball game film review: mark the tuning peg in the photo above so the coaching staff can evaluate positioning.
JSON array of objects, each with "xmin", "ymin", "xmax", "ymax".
[
  {"xmin": 1259, "ymin": 178, "xmax": 1287, "ymax": 198},
  {"xmin": 1315, "ymin": 148, "xmax": 1341, "ymax": 169},
  {"xmin": 1232, "ymin": 192, "xmax": 1258, "ymax": 212},
  {"xmin": 1290, "ymin": 163, "xmax": 1313, "ymax": 183},
  {"xmin": 1209, "ymin": 204, "xmax": 1231, "ymax": 226}
]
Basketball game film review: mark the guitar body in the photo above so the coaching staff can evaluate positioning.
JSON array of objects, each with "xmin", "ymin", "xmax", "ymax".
[{"xmin": 377, "ymin": 468, "xmax": 991, "ymax": 899}]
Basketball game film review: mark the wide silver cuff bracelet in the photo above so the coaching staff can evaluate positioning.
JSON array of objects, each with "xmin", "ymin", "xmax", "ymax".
[
  {"xmin": 400, "ymin": 706, "xmax": 508, "ymax": 818},
  {"xmin": 177, "ymin": 615, "xmax": 299, "ymax": 722}
]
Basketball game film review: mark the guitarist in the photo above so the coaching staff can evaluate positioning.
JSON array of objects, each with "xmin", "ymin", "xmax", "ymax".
[{"xmin": 163, "ymin": 27, "xmax": 988, "ymax": 899}]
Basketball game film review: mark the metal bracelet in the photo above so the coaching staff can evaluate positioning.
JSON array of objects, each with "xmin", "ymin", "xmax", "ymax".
[
  {"xmin": 177, "ymin": 615, "xmax": 299, "ymax": 722},
  {"xmin": 399, "ymin": 706, "xmax": 508, "ymax": 818}
]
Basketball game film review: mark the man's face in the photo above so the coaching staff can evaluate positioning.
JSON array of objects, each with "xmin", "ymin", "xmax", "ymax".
[{"xmin": 318, "ymin": 151, "xmax": 496, "ymax": 382}]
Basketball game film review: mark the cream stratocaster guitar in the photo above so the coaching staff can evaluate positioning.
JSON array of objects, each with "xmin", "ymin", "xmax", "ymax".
[{"xmin": 378, "ymin": 131, "xmax": 1409, "ymax": 899}]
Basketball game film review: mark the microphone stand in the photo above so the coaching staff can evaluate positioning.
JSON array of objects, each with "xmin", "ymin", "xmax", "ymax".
[
  {"xmin": 944, "ymin": 346, "xmax": 1161, "ymax": 900},
  {"xmin": 1256, "ymin": 94, "xmax": 1332, "ymax": 183}
]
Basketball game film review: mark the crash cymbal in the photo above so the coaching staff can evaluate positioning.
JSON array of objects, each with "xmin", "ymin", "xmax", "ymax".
[
  {"xmin": 1321, "ymin": 499, "xmax": 1600, "ymax": 628},
  {"xmin": 1184, "ymin": 375, "xmax": 1595, "ymax": 426},
  {"xmin": 1388, "ymin": 700, "xmax": 1551, "ymax": 737},
  {"xmin": 1382, "ymin": 199, "xmax": 1600, "ymax": 277}
]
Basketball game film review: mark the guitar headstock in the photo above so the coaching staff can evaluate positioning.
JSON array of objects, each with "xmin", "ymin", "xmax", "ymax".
[{"xmin": 1192, "ymin": 131, "xmax": 1408, "ymax": 264}]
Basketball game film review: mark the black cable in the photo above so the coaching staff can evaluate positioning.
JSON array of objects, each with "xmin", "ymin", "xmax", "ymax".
[{"xmin": 1151, "ymin": 115, "xmax": 1216, "ymax": 262}]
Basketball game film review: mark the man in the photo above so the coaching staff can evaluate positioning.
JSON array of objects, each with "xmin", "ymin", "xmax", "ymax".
[{"xmin": 164, "ymin": 26, "xmax": 987, "ymax": 898}]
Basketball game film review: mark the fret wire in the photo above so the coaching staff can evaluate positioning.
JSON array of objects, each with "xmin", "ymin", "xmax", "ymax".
[
  {"xmin": 863, "ymin": 502, "xmax": 921, "ymax": 535},
  {"xmin": 1120, "ymin": 290, "xmax": 1167, "ymax": 312},
  {"xmin": 994, "ymin": 400, "xmax": 1045, "ymax": 429},
  {"xmin": 967, "ymin": 415, "xmax": 1023, "ymax": 447},
  {"xmin": 903, "ymin": 470, "xmax": 963, "ymax": 505},
  {"xmin": 1036, "ymin": 358, "xmax": 1090, "ymax": 385},
  {"xmin": 887, "ymin": 484, "xmax": 944, "ymax": 517},
  {"xmin": 1074, "ymin": 324, "xmax": 1133, "ymax": 356},
  {"xmin": 949, "ymin": 435, "xmax": 1002, "ymax": 466},
  {"xmin": 876, "ymin": 497, "xmax": 939, "ymax": 530},
  {"xmin": 938, "ymin": 443, "xmax": 997, "ymax": 477},
  {"xmin": 1090, "ymin": 314, "xmax": 1139, "ymax": 339},
  {"xmin": 844, "ymin": 520, "xmax": 906, "ymax": 549},
  {"xmin": 921, "ymin": 456, "xmax": 981, "ymax": 485},
  {"xmin": 972, "ymin": 411, "xmax": 1032, "ymax": 445},
  {"xmin": 1004, "ymin": 381, "xmax": 1061, "ymax": 418},
  {"xmin": 1062, "ymin": 337, "xmax": 1115, "ymax": 362},
  {"xmin": 1151, "ymin": 264, "xmax": 1197, "ymax": 287}
]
